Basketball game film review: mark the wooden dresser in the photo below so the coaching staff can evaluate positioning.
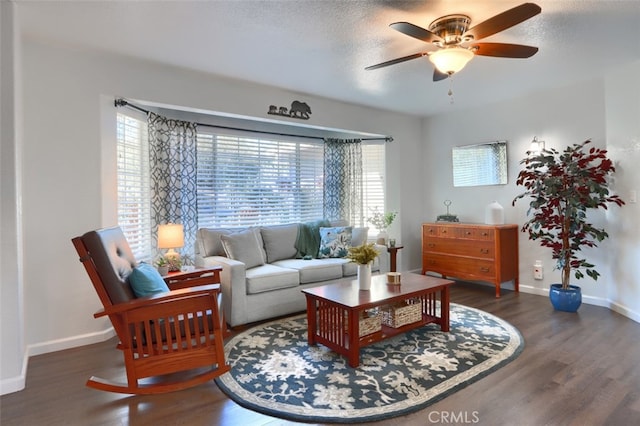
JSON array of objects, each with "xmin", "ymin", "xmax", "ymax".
[{"xmin": 421, "ymin": 222, "xmax": 519, "ymax": 297}]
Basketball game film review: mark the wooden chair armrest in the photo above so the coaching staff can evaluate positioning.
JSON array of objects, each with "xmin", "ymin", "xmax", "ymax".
[
  {"xmin": 94, "ymin": 284, "xmax": 221, "ymax": 318},
  {"xmin": 164, "ymin": 267, "xmax": 222, "ymax": 290}
]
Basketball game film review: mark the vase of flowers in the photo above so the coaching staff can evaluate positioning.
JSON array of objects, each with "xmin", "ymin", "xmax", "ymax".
[
  {"xmin": 347, "ymin": 243, "xmax": 380, "ymax": 291},
  {"xmin": 367, "ymin": 209, "xmax": 398, "ymax": 245}
]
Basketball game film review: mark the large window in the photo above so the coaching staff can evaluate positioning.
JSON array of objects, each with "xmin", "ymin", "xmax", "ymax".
[{"xmin": 116, "ymin": 111, "xmax": 387, "ymax": 258}]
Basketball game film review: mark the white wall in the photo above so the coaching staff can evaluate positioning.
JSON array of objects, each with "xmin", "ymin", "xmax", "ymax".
[
  {"xmin": 1, "ymin": 0, "xmax": 27, "ymax": 395},
  {"xmin": 604, "ymin": 61, "xmax": 640, "ymax": 321},
  {"xmin": 422, "ymin": 75, "xmax": 639, "ymax": 316},
  {"xmin": 0, "ymin": 38, "xmax": 423, "ymax": 393}
]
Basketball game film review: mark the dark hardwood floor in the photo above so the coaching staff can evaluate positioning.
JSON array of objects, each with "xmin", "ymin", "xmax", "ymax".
[{"xmin": 2, "ymin": 282, "xmax": 640, "ymax": 425}]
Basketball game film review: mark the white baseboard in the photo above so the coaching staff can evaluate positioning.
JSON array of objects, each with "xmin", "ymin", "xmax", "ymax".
[
  {"xmin": 608, "ymin": 300, "xmax": 640, "ymax": 323},
  {"xmin": 27, "ymin": 327, "xmax": 115, "ymax": 357},
  {"xmin": 0, "ymin": 351, "xmax": 28, "ymax": 395},
  {"xmin": 0, "ymin": 327, "xmax": 115, "ymax": 395},
  {"xmin": 509, "ymin": 285, "xmax": 639, "ymax": 322}
]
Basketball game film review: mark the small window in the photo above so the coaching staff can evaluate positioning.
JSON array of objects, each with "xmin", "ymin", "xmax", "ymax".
[{"xmin": 452, "ymin": 141, "xmax": 507, "ymax": 187}]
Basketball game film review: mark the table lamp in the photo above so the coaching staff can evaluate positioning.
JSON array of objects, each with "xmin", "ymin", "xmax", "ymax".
[{"xmin": 158, "ymin": 223, "xmax": 184, "ymax": 271}]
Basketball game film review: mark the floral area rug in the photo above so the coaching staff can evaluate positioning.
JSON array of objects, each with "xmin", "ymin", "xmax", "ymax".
[{"xmin": 215, "ymin": 303, "xmax": 524, "ymax": 423}]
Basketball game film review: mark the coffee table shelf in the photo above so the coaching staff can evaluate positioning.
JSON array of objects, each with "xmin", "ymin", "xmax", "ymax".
[{"xmin": 302, "ymin": 273, "xmax": 455, "ymax": 367}]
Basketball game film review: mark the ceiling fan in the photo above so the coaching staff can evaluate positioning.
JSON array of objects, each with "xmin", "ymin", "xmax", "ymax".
[{"xmin": 366, "ymin": 2, "xmax": 541, "ymax": 81}]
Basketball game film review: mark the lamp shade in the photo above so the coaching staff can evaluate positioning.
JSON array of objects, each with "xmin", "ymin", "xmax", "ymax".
[
  {"xmin": 158, "ymin": 223, "xmax": 184, "ymax": 249},
  {"xmin": 429, "ymin": 47, "xmax": 474, "ymax": 75}
]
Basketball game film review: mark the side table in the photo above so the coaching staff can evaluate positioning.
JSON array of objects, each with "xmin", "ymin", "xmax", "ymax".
[{"xmin": 387, "ymin": 245, "xmax": 403, "ymax": 272}]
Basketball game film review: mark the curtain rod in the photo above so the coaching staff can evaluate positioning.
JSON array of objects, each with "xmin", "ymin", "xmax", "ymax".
[{"xmin": 114, "ymin": 99, "xmax": 393, "ymax": 142}]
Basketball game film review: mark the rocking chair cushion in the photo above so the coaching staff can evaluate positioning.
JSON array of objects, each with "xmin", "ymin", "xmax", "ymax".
[{"xmin": 129, "ymin": 263, "xmax": 170, "ymax": 298}]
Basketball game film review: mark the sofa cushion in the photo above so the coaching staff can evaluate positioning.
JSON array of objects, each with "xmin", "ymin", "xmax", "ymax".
[
  {"xmin": 260, "ymin": 223, "xmax": 299, "ymax": 263},
  {"xmin": 197, "ymin": 228, "xmax": 241, "ymax": 257},
  {"xmin": 221, "ymin": 228, "xmax": 266, "ymax": 269},
  {"xmin": 272, "ymin": 258, "xmax": 345, "ymax": 283},
  {"xmin": 128, "ymin": 262, "xmax": 170, "ymax": 298},
  {"xmin": 246, "ymin": 264, "xmax": 300, "ymax": 294},
  {"xmin": 318, "ymin": 226, "xmax": 352, "ymax": 258},
  {"xmin": 351, "ymin": 227, "xmax": 369, "ymax": 247}
]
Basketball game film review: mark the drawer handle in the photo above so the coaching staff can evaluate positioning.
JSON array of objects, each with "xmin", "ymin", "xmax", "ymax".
[
  {"xmin": 428, "ymin": 243, "xmax": 436, "ymax": 248},
  {"xmin": 480, "ymin": 248, "xmax": 489, "ymax": 254},
  {"xmin": 442, "ymin": 230, "xmax": 447, "ymax": 234},
  {"xmin": 465, "ymin": 231, "xmax": 472, "ymax": 236},
  {"xmin": 481, "ymin": 232, "xmax": 489, "ymax": 236},
  {"xmin": 480, "ymin": 267, "xmax": 490, "ymax": 272}
]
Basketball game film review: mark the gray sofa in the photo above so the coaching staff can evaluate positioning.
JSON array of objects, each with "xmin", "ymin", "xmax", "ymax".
[{"xmin": 194, "ymin": 221, "xmax": 389, "ymax": 327}]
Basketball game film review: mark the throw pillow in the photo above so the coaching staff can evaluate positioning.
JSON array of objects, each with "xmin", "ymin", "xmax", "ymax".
[
  {"xmin": 318, "ymin": 226, "xmax": 353, "ymax": 258},
  {"xmin": 197, "ymin": 228, "xmax": 239, "ymax": 257},
  {"xmin": 261, "ymin": 224, "xmax": 299, "ymax": 263},
  {"xmin": 128, "ymin": 262, "xmax": 170, "ymax": 298},
  {"xmin": 220, "ymin": 228, "xmax": 266, "ymax": 269}
]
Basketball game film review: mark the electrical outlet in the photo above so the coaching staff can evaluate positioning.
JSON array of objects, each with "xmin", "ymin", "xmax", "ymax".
[{"xmin": 533, "ymin": 261, "xmax": 543, "ymax": 280}]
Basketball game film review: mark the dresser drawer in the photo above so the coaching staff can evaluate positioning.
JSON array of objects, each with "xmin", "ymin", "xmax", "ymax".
[
  {"xmin": 423, "ymin": 238, "xmax": 494, "ymax": 259},
  {"xmin": 423, "ymin": 253, "xmax": 495, "ymax": 279},
  {"xmin": 456, "ymin": 227, "xmax": 495, "ymax": 240},
  {"xmin": 423, "ymin": 224, "xmax": 456, "ymax": 239},
  {"xmin": 423, "ymin": 224, "xmax": 438, "ymax": 238}
]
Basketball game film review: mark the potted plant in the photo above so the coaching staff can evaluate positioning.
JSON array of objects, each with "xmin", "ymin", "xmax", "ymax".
[
  {"xmin": 155, "ymin": 257, "xmax": 170, "ymax": 276},
  {"xmin": 367, "ymin": 209, "xmax": 398, "ymax": 245},
  {"xmin": 347, "ymin": 243, "xmax": 380, "ymax": 291},
  {"xmin": 512, "ymin": 139, "xmax": 625, "ymax": 312},
  {"xmin": 156, "ymin": 254, "xmax": 182, "ymax": 274}
]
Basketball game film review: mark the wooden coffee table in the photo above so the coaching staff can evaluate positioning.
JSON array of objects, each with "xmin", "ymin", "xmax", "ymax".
[{"xmin": 302, "ymin": 273, "xmax": 455, "ymax": 367}]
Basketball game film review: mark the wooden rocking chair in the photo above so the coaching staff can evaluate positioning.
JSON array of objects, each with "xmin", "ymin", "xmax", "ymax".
[{"xmin": 72, "ymin": 226, "xmax": 229, "ymax": 394}]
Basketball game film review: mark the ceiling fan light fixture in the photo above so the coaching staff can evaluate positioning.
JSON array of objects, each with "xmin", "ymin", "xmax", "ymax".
[{"xmin": 429, "ymin": 47, "xmax": 474, "ymax": 75}]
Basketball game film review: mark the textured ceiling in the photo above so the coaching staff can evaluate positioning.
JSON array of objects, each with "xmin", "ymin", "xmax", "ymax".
[{"xmin": 16, "ymin": 0, "xmax": 640, "ymax": 117}]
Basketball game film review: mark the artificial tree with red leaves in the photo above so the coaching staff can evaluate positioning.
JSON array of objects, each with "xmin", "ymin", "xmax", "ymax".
[{"xmin": 513, "ymin": 140, "xmax": 625, "ymax": 290}]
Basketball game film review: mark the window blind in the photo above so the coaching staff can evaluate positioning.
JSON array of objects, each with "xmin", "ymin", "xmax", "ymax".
[
  {"xmin": 116, "ymin": 112, "xmax": 151, "ymax": 260},
  {"xmin": 452, "ymin": 142, "xmax": 507, "ymax": 187},
  {"xmin": 362, "ymin": 143, "xmax": 386, "ymax": 234},
  {"xmin": 197, "ymin": 132, "xmax": 325, "ymax": 228}
]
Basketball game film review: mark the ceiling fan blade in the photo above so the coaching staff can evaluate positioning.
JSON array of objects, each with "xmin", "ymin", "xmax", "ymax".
[
  {"xmin": 472, "ymin": 42, "xmax": 538, "ymax": 58},
  {"xmin": 390, "ymin": 22, "xmax": 442, "ymax": 44},
  {"xmin": 433, "ymin": 69, "xmax": 449, "ymax": 82},
  {"xmin": 365, "ymin": 52, "xmax": 428, "ymax": 70},
  {"xmin": 464, "ymin": 3, "xmax": 541, "ymax": 41}
]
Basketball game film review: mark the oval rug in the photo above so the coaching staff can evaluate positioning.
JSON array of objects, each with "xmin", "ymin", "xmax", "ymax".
[{"xmin": 215, "ymin": 303, "xmax": 524, "ymax": 423}]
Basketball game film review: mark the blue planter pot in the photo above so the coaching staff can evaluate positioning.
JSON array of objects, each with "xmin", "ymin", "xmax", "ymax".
[{"xmin": 549, "ymin": 284, "xmax": 582, "ymax": 312}]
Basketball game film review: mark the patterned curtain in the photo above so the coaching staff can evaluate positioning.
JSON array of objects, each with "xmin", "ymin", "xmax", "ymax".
[
  {"xmin": 323, "ymin": 138, "xmax": 363, "ymax": 225},
  {"xmin": 148, "ymin": 112, "xmax": 198, "ymax": 263}
]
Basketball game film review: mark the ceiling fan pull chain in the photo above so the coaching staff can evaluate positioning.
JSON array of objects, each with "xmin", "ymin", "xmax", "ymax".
[{"xmin": 448, "ymin": 77, "xmax": 455, "ymax": 104}]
